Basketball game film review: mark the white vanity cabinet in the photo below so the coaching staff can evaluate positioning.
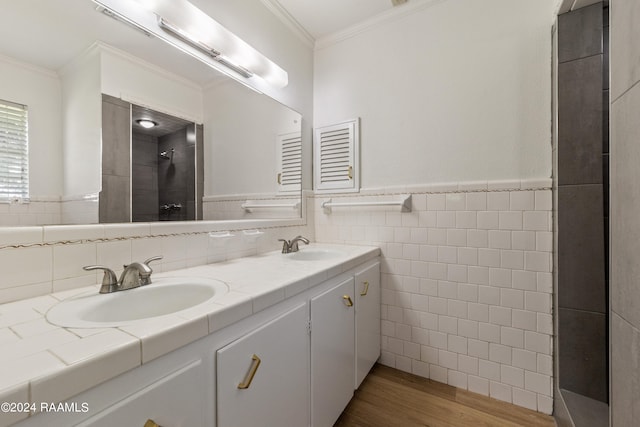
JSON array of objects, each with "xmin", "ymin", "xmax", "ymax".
[
  {"xmin": 310, "ymin": 277, "xmax": 356, "ymax": 427},
  {"xmin": 76, "ymin": 359, "xmax": 207, "ymax": 427},
  {"xmin": 354, "ymin": 262, "xmax": 381, "ymax": 388},
  {"xmin": 216, "ymin": 303, "xmax": 309, "ymax": 427}
]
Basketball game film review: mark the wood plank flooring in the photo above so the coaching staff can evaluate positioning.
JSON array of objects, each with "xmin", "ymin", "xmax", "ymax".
[{"xmin": 334, "ymin": 364, "xmax": 556, "ymax": 427}]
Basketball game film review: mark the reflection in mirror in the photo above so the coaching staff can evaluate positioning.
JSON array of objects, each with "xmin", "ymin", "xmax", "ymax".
[{"xmin": 0, "ymin": 0, "xmax": 302, "ymax": 227}]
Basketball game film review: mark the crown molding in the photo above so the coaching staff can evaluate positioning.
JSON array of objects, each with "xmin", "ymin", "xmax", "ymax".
[
  {"xmin": 0, "ymin": 52, "xmax": 58, "ymax": 80},
  {"xmin": 260, "ymin": 0, "xmax": 315, "ymax": 49},
  {"xmin": 315, "ymin": 0, "xmax": 446, "ymax": 51}
]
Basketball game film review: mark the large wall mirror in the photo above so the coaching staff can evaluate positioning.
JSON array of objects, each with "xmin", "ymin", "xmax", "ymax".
[{"xmin": 0, "ymin": 0, "xmax": 302, "ymax": 227}]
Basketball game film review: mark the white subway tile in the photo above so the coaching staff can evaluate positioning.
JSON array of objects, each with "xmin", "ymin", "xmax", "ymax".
[
  {"xmin": 419, "ymin": 211, "xmax": 437, "ymax": 227},
  {"xmin": 419, "ymin": 279, "xmax": 438, "ymax": 296},
  {"xmin": 499, "ymin": 212, "xmax": 523, "ymax": 230},
  {"xmin": 510, "ymin": 191, "xmax": 535, "ymax": 211},
  {"xmin": 458, "ymin": 283, "xmax": 478, "ymax": 302},
  {"xmin": 468, "ymin": 339, "xmax": 489, "ymax": 359},
  {"xmin": 428, "ymin": 262, "xmax": 447, "ymax": 280},
  {"xmin": 402, "ymin": 213, "xmax": 420, "ymax": 228},
  {"xmin": 466, "ymin": 192, "xmax": 487, "ymax": 211},
  {"xmin": 513, "ymin": 348, "xmax": 537, "ymax": 371},
  {"xmin": 458, "ymin": 319, "xmax": 479, "ymax": 339},
  {"xmin": 468, "ymin": 266, "xmax": 489, "ymax": 285},
  {"xmin": 512, "ymin": 231, "xmax": 536, "ymax": 250},
  {"xmin": 488, "ymin": 230, "xmax": 512, "ymax": 249},
  {"xmin": 512, "ymin": 270, "xmax": 537, "ymax": 291},
  {"xmin": 489, "ymin": 343, "xmax": 512, "ymax": 364},
  {"xmin": 412, "ymin": 194, "xmax": 427, "ymax": 211},
  {"xmin": 535, "ymin": 190, "xmax": 553, "ymax": 211},
  {"xmin": 412, "ymin": 327, "xmax": 429, "ymax": 345},
  {"xmin": 446, "ymin": 193, "xmax": 465, "ymax": 211},
  {"xmin": 477, "ymin": 211, "xmax": 499, "ymax": 230},
  {"xmin": 512, "ymin": 309, "xmax": 537, "ymax": 332},
  {"xmin": 537, "ymin": 354, "xmax": 553, "ymax": 376},
  {"xmin": 525, "ymin": 291, "xmax": 552, "ymax": 314},
  {"xmin": 439, "ymin": 315, "xmax": 458, "ymax": 334},
  {"xmin": 386, "ymin": 212, "xmax": 403, "ymax": 226},
  {"xmin": 447, "ymin": 265, "xmax": 468, "ymax": 283},
  {"xmin": 500, "ymin": 288, "xmax": 524, "ymax": 310},
  {"xmin": 428, "ymin": 228, "xmax": 447, "ymax": 245},
  {"xmin": 513, "ymin": 387, "xmax": 538, "ymax": 411},
  {"xmin": 410, "ymin": 228, "xmax": 428, "ymax": 244},
  {"xmin": 457, "ymin": 248, "xmax": 478, "ymax": 266},
  {"xmin": 394, "ymin": 227, "xmax": 411, "ymax": 243},
  {"xmin": 524, "ymin": 331, "xmax": 552, "ymax": 355},
  {"xmin": 429, "ymin": 331, "xmax": 448, "ymax": 349},
  {"xmin": 447, "ymin": 229, "xmax": 467, "ymax": 247},
  {"xmin": 489, "ymin": 268, "xmax": 512, "ymax": 287},
  {"xmin": 404, "ymin": 341, "xmax": 420, "ymax": 359},
  {"xmin": 524, "ymin": 251, "xmax": 551, "ymax": 272},
  {"xmin": 411, "ymin": 294, "xmax": 429, "ymax": 311},
  {"xmin": 438, "ymin": 246, "xmax": 457, "ymax": 264},
  {"xmin": 396, "ymin": 323, "xmax": 412, "ymax": 341},
  {"xmin": 479, "ymin": 359, "xmax": 500, "ymax": 381},
  {"xmin": 412, "ymin": 359, "xmax": 430, "ymax": 378},
  {"xmin": 490, "ymin": 381, "xmax": 512, "ymax": 403},
  {"xmin": 458, "ymin": 354, "xmax": 479, "ymax": 375},
  {"xmin": 436, "ymin": 211, "xmax": 456, "ymax": 228},
  {"xmin": 468, "ymin": 375, "xmax": 489, "ymax": 395},
  {"xmin": 411, "ymin": 261, "xmax": 429, "ymax": 278},
  {"xmin": 478, "ymin": 285, "xmax": 500, "ymax": 305},
  {"xmin": 403, "ymin": 276, "xmax": 420, "ymax": 293},
  {"xmin": 421, "ymin": 345, "xmax": 439, "ymax": 364},
  {"xmin": 448, "ymin": 335, "xmax": 468, "ymax": 354},
  {"xmin": 448, "ymin": 370, "xmax": 468, "ymax": 389},
  {"xmin": 438, "ymin": 349, "xmax": 458, "ymax": 369},
  {"xmin": 420, "ymin": 312, "xmax": 438, "ymax": 330},
  {"xmin": 523, "ymin": 211, "xmax": 549, "ymax": 231},
  {"xmin": 478, "ymin": 322, "xmax": 501, "ymax": 343},
  {"xmin": 456, "ymin": 211, "xmax": 477, "ymax": 229},
  {"xmin": 430, "ymin": 365, "xmax": 448, "ymax": 383},
  {"xmin": 403, "ymin": 243, "xmax": 421, "ymax": 260},
  {"xmin": 536, "ymin": 231, "xmax": 553, "ymax": 252},
  {"xmin": 428, "ymin": 296, "xmax": 448, "ymax": 315},
  {"xmin": 447, "ymin": 300, "xmax": 468, "ymax": 319},
  {"xmin": 467, "ymin": 230, "xmax": 489, "ymax": 248},
  {"xmin": 396, "ymin": 356, "xmax": 412, "ymax": 373},
  {"xmin": 501, "ymin": 365, "xmax": 525, "ymax": 388},
  {"xmin": 537, "ymin": 272, "xmax": 553, "ymax": 293},
  {"xmin": 381, "ymin": 320, "xmax": 396, "ymax": 337},
  {"xmin": 487, "ymin": 192, "xmax": 510, "ymax": 211},
  {"xmin": 489, "ymin": 306, "xmax": 512, "ymax": 326},
  {"xmin": 468, "ymin": 303, "xmax": 489, "ymax": 322},
  {"xmin": 524, "ymin": 371, "xmax": 552, "ymax": 396},
  {"xmin": 478, "ymin": 248, "xmax": 501, "ymax": 267},
  {"xmin": 538, "ymin": 395, "xmax": 553, "ymax": 415},
  {"xmin": 0, "ymin": 246, "xmax": 52, "ymax": 290},
  {"xmin": 501, "ymin": 250, "xmax": 524, "ymax": 270},
  {"xmin": 420, "ymin": 245, "xmax": 438, "ymax": 262},
  {"xmin": 500, "ymin": 326, "xmax": 524, "ymax": 349},
  {"xmin": 404, "ymin": 309, "xmax": 420, "ymax": 326},
  {"xmin": 537, "ymin": 313, "xmax": 553, "ymax": 335},
  {"xmin": 427, "ymin": 194, "xmax": 446, "ymax": 211}
]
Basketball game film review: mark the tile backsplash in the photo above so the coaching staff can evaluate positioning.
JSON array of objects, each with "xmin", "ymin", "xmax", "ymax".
[
  {"xmin": 312, "ymin": 178, "xmax": 554, "ymax": 414},
  {"xmin": 0, "ymin": 217, "xmax": 313, "ymax": 305}
]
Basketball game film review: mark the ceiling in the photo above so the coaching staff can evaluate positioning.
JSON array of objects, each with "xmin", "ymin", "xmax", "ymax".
[
  {"xmin": 271, "ymin": 0, "xmax": 404, "ymax": 39},
  {"xmin": 0, "ymin": 0, "xmax": 407, "ymax": 88}
]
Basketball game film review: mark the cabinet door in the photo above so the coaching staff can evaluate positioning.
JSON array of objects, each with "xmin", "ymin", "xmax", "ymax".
[
  {"xmin": 311, "ymin": 277, "xmax": 355, "ymax": 427},
  {"xmin": 354, "ymin": 262, "xmax": 381, "ymax": 388},
  {"xmin": 77, "ymin": 359, "xmax": 206, "ymax": 427},
  {"xmin": 217, "ymin": 303, "xmax": 309, "ymax": 427}
]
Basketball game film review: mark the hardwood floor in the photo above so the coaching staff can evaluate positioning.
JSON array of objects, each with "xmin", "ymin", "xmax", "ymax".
[{"xmin": 334, "ymin": 364, "xmax": 556, "ymax": 427}]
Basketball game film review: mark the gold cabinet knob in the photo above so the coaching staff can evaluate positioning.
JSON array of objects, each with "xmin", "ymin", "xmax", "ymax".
[
  {"xmin": 144, "ymin": 420, "xmax": 160, "ymax": 427},
  {"xmin": 360, "ymin": 281, "xmax": 369, "ymax": 296},
  {"xmin": 343, "ymin": 295, "xmax": 353, "ymax": 307}
]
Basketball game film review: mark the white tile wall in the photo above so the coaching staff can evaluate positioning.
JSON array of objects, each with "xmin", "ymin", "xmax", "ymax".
[{"xmin": 313, "ymin": 179, "xmax": 553, "ymax": 414}]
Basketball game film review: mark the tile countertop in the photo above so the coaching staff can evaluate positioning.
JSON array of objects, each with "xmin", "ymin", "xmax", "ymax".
[{"xmin": 0, "ymin": 243, "xmax": 379, "ymax": 426}]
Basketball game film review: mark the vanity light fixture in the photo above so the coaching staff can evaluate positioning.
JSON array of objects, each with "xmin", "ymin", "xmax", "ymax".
[
  {"xmin": 92, "ymin": 0, "xmax": 289, "ymax": 90},
  {"xmin": 136, "ymin": 119, "xmax": 157, "ymax": 129},
  {"xmin": 158, "ymin": 17, "xmax": 253, "ymax": 79}
]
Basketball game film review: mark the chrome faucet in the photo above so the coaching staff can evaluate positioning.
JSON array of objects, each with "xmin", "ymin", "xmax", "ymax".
[
  {"xmin": 84, "ymin": 256, "xmax": 163, "ymax": 294},
  {"xmin": 278, "ymin": 236, "xmax": 310, "ymax": 253}
]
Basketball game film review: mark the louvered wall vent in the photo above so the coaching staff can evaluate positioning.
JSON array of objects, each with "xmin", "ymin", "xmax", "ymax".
[
  {"xmin": 276, "ymin": 131, "xmax": 302, "ymax": 193},
  {"xmin": 313, "ymin": 118, "xmax": 359, "ymax": 193}
]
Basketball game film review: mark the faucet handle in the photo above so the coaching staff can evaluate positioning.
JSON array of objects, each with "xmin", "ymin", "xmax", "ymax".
[
  {"xmin": 278, "ymin": 239, "xmax": 290, "ymax": 254},
  {"xmin": 143, "ymin": 256, "xmax": 163, "ymax": 268},
  {"xmin": 83, "ymin": 265, "xmax": 118, "ymax": 294}
]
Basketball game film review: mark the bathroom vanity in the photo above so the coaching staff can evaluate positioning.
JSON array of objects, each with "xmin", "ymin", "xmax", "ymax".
[{"xmin": 0, "ymin": 244, "xmax": 380, "ymax": 427}]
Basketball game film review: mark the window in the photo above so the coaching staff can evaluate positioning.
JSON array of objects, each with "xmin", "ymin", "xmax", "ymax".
[{"xmin": 0, "ymin": 99, "xmax": 29, "ymax": 200}]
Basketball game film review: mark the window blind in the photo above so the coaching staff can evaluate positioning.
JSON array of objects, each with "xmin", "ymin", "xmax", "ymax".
[{"xmin": 0, "ymin": 99, "xmax": 29, "ymax": 200}]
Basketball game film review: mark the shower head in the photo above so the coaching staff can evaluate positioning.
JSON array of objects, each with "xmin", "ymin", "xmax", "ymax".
[{"xmin": 160, "ymin": 148, "xmax": 175, "ymax": 160}]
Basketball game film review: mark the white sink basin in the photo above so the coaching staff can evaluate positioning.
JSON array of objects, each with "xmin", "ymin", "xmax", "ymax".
[
  {"xmin": 286, "ymin": 248, "xmax": 345, "ymax": 261},
  {"xmin": 46, "ymin": 277, "xmax": 228, "ymax": 328}
]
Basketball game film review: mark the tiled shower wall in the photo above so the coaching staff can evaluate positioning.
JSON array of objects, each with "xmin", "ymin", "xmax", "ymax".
[{"xmin": 314, "ymin": 179, "xmax": 554, "ymax": 414}]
